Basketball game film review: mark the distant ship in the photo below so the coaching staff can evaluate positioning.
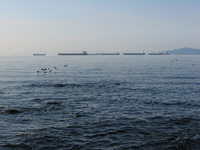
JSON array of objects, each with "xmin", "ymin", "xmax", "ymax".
[
  {"xmin": 148, "ymin": 52, "xmax": 170, "ymax": 55},
  {"xmin": 123, "ymin": 52, "xmax": 145, "ymax": 55},
  {"xmin": 88, "ymin": 53, "xmax": 99, "ymax": 55},
  {"xmin": 58, "ymin": 51, "xmax": 88, "ymax": 55},
  {"xmin": 97, "ymin": 52, "xmax": 120, "ymax": 55},
  {"xmin": 33, "ymin": 53, "xmax": 46, "ymax": 56}
]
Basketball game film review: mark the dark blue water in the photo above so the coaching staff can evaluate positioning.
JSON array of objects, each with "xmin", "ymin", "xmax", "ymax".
[{"xmin": 0, "ymin": 55, "xmax": 200, "ymax": 150}]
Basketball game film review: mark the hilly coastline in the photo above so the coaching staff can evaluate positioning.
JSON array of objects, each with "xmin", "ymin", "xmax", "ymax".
[{"xmin": 162, "ymin": 47, "xmax": 200, "ymax": 55}]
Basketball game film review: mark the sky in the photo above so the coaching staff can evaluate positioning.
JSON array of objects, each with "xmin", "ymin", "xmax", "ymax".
[{"xmin": 0, "ymin": 0, "xmax": 200, "ymax": 56}]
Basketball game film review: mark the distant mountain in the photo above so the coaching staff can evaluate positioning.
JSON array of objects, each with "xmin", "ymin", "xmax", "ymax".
[{"xmin": 162, "ymin": 47, "xmax": 200, "ymax": 55}]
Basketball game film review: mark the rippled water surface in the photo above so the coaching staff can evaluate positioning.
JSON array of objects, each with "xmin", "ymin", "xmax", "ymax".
[{"xmin": 0, "ymin": 55, "xmax": 200, "ymax": 150}]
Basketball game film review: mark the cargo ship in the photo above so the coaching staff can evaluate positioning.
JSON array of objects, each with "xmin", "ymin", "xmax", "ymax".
[
  {"xmin": 88, "ymin": 53, "xmax": 99, "ymax": 55},
  {"xmin": 97, "ymin": 52, "xmax": 120, "ymax": 55},
  {"xmin": 123, "ymin": 52, "xmax": 145, "ymax": 55},
  {"xmin": 148, "ymin": 52, "xmax": 170, "ymax": 55},
  {"xmin": 33, "ymin": 53, "xmax": 46, "ymax": 56},
  {"xmin": 58, "ymin": 51, "xmax": 88, "ymax": 55}
]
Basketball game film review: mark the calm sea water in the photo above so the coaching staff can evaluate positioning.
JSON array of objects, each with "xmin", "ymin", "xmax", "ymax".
[{"xmin": 0, "ymin": 55, "xmax": 200, "ymax": 150}]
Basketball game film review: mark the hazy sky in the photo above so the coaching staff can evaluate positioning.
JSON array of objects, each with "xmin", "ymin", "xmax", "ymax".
[{"xmin": 1, "ymin": 0, "xmax": 200, "ymax": 56}]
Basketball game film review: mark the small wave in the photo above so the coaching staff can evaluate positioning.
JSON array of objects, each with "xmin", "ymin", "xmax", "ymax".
[
  {"xmin": 162, "ymin": 101, "xmax": 184, "ymax": 106},
  {"xmin": 29, "ymin": 83, "xmax": 82, "ymax": 88},
  {"xmin": 54, "ymin": 84, "xmax": 66, "ymax": 87},
  {"xmin": 2, "ymin": 143, "xmax": 31, "ymax": 149},
  {"xmin": 167, "ymin": 133, "xmax": 200, "ymax": 149},
  {"xmin": 149, "ymin": 115, "xmax": 164, "ymax": 120},
  {"xmin": 46, "ymin": 101, "xmax": 61, "ymax": 105},
  {"xmin": 32, "ymin": 98, "xmax": 42, "ymax": 102},
  {"xmin": 27, "ymin": 81, "xmax": 124, "ymax": 91},
  {"xmin": 5, "ymin": 109, "xmax": 23, "ymax": 114},
  {"xmin": 168, "ymin": 117, "xmax": 193, "ymax": 125},
  {"xmin": 165, "ymin": 76, "xmax": 200, "ymax": 80}
]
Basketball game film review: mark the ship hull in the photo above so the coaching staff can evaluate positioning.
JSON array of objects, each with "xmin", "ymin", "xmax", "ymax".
[
  {"xmin": 58, "ymin": 51, "xmax": 88, "ymax": 56},
  {"xmin": 33, "ymin": 53, "xmax": 45, "ymax": 56},
  {"xmin": 98, "ymin": 53, "xmax": 120, "ymax": 55},
  {"xmin": 58, "ymin": 53, "xmax": 87, "ymax": 55},
  {"xmin": 148, "ymin": 53, "xmax": 170, "ymax": 55},
  {"xmin": 123, "ymin": 53, "xmax": 145, "ymax": 55}
]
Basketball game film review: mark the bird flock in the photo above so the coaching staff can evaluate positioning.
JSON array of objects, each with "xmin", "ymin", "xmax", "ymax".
[{"xmin": 37, "ymin": 65, "xmax": 68, "ymax": 74}]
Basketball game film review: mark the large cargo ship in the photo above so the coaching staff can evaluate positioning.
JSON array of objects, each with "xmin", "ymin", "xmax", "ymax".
[
  {"xmin": 148, "ymin": 52, "xmax": 170, "ymax": 55},
  {"xmin": 123, "ymin": 52, "xmax": 145, "ymax": 55},
  {"xmin": 97, "ymin": 52, "xmax": 120, "ymax": 55},
  {"xmin": 33, "ymin": 53, "xmax": 46, "ymax": 56},
  {"xmin": 88, "ymin": 53, "xmax": 99, "ymax": 55},
  {"xmin": 58, "ymin": 51, "xmax": 88, "ymax": 55}
]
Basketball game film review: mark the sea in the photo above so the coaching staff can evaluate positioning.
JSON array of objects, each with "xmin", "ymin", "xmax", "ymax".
[{"xmin": 0, "ymin": 55, "xmax": 200, "ymax": 150}]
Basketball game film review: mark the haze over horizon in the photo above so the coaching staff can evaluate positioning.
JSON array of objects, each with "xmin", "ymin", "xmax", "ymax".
[{"xmin": 1, "ymin": 0, "xmax": 200, "ymax": 56}]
